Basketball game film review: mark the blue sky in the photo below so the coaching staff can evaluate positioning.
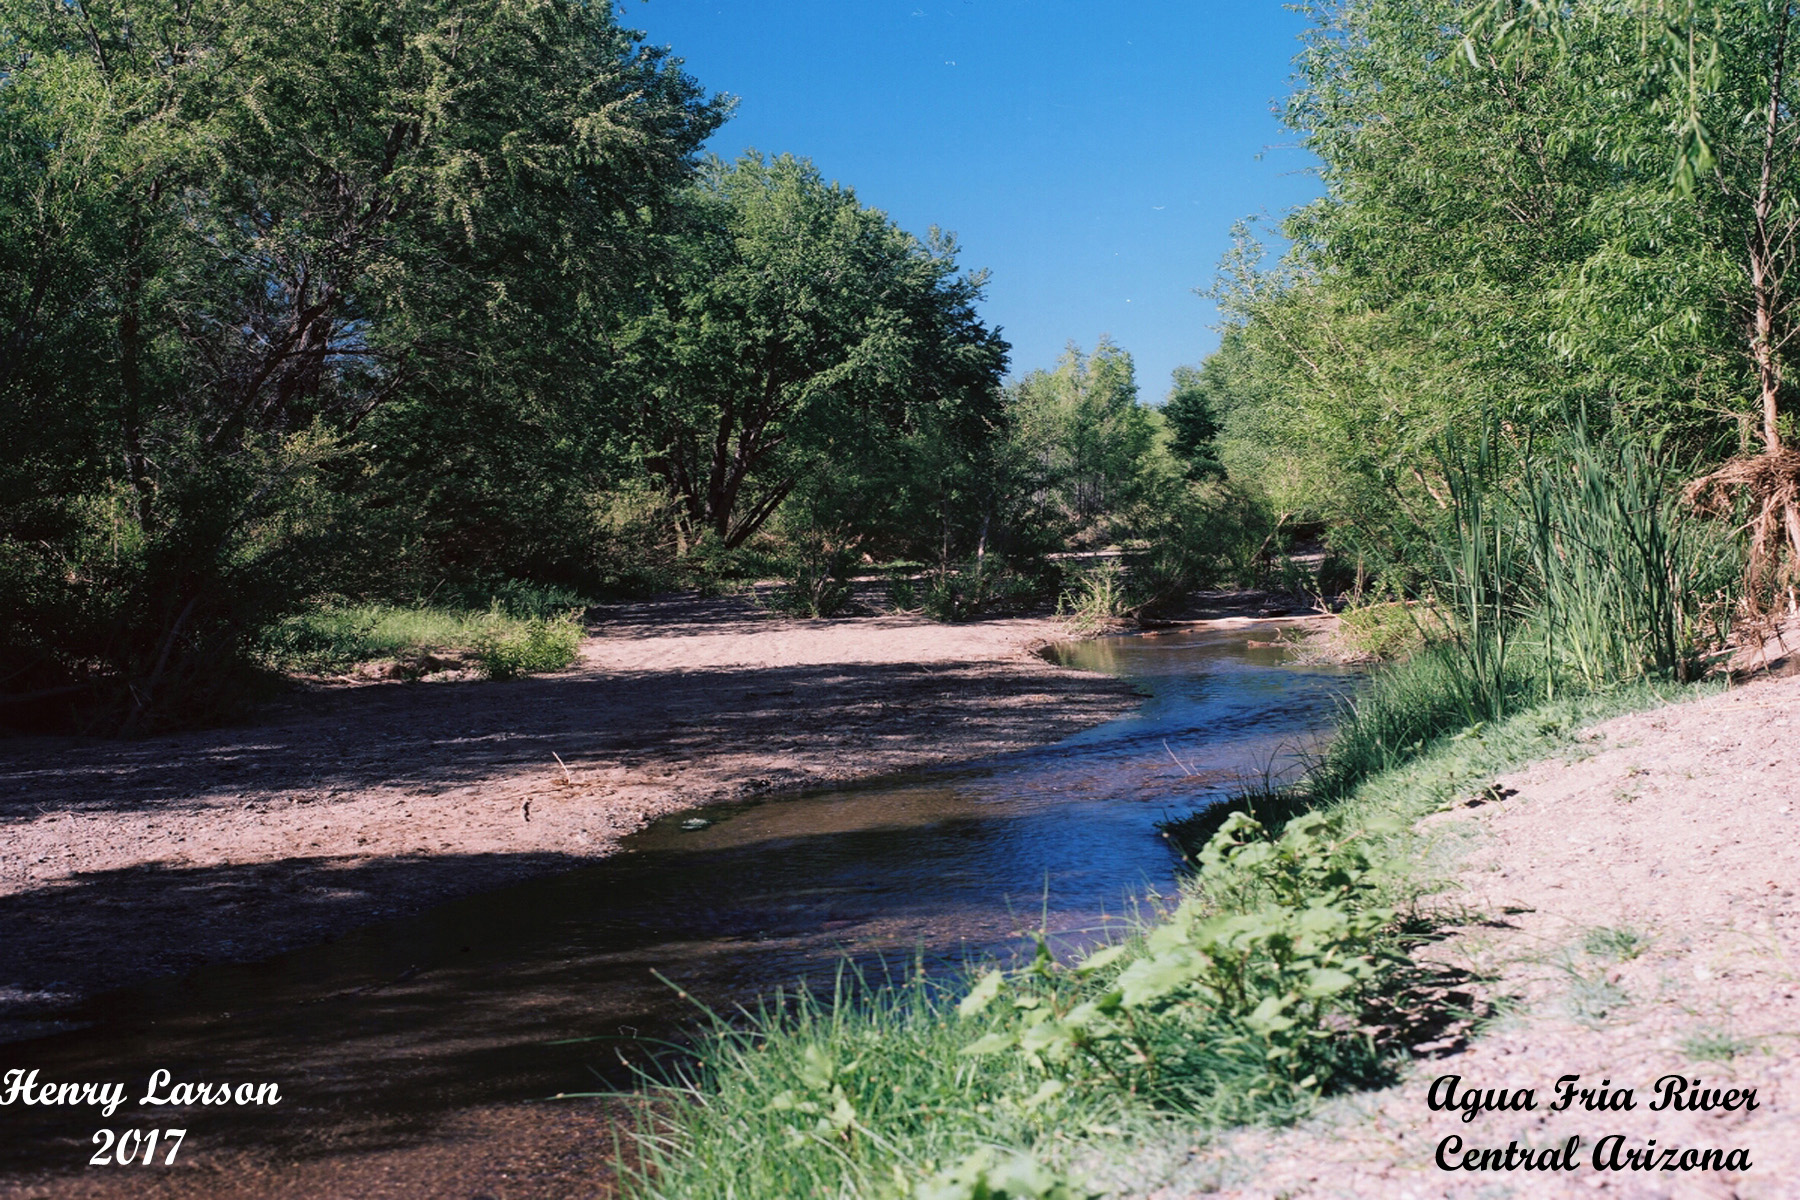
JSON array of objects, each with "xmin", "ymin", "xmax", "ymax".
[{"xmin": 627, "ymin": 0, "xmax": 1323, "ymax": 401}]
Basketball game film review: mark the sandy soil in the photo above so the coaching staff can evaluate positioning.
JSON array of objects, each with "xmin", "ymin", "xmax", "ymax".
[
  {"xmin": 1139, "ymin": 670, "xmax": 1800, "ymax": 1199},
  {"xmin": 0, "ymin": 594, "xmax": 1139, "ymax": 1038}
]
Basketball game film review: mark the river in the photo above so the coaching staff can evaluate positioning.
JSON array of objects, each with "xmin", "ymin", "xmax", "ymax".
[{"xmin": 0, "ymin": 624, "xmax": 1352, "ymax": 1172}]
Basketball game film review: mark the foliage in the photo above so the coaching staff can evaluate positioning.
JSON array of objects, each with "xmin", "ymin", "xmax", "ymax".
[
  {"xmin": 260, "ymin": 597, "xmax": 583, "ymax": 680},
  {"xmin": 620, "ymin": 968, "xmax": 1114, "ymax": 1200},
  {"xmin": 1335, "ymin": 602, "xmax": 1428, "ymax": 662},
  {"xmin": 471, "ymin": 613, "xmax": 583, "ymax": 681},
  {"xmin": 622, "ymin": 152, "xmax": 1009, "ymax": 556},
  {"xmin": 0, "ymin": 0, "xmax": 721, "ymax": 728},
  {"xmin": 1002, "ymin": 340, "xmax": 1173, "ymax": 548},
  {"xmin": 1519, "ymin": 431, "xmax": 1739, "ymax": 689},
  {"xmin": 956, "ymin": 811, "xmax": 1397, "ymax": 1117},
  {"xmin": 1201, "ymin": 0, "xmax": 1796, "ymax": 581},
  {"xmin": 1161, "ymin": 351, "xmax": 1235, "ymax": 483},
  {"xmin": 1463, "ymin": 0, "xmax": 1800, "ymax": 587},
  {"xmin": 1055, "ymin": 561, "xmax": 1133, "ymax": 635},
  {"xmin": 765, "ymin": 527, "xmax": 861, "ymax": 618},
  {"xmin": 921, "ymin": 556, "xmax": 1058, "ymax": 623}
]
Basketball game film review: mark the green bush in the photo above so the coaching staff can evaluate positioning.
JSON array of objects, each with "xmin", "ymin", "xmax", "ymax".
[
  {"xmin": 1335, "ymin": 600, "xmax": 1427, "ymax": 661},
  {"xmin": 470, "ymin": 613, "xmax": 584, "ymax": 679},
  {"xmin": 922, "ymin": 556, "xmax": 1057, "ymax": 622},
  {"xmin": 765, "ymin": 530, "xmax": 860, "ymax": 618},
  {"xmin": 954, "ymin": 810, "xmax": 1395, "ymax": 1122}
]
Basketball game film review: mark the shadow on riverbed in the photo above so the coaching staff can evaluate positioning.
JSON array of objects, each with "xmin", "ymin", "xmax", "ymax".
[
  {"xmin": 0, "ymin": 799, "xmax": 1144, "ymax": 1172},
  {"xmin": 0, "ymin": 657, "xmax": 1132, "ymax": 822},
  {"xmin": 0, "ymin": 646, "xmax": 1138, "ymax": 1019},
  {"xmin": 0, "ymin": 624, "xmax": 1349, "ymax": 1186}
]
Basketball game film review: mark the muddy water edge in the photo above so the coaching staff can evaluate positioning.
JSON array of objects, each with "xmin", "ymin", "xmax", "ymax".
[{"xmin": 0, "ymin": 624, "xmax": 1353, "ymax": 1192}]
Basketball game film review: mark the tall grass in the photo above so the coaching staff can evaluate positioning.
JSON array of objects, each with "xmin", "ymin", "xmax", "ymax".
[
  {"xmin": 622, "ymin": 967, "xmax": 1132, "ymax": 1200},
  {"xmin": 1519, "ymin": 433, "xmax": 1735, "ymax": 691}
]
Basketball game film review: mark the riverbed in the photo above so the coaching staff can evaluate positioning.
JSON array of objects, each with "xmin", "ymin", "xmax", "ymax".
[{"xmin": 0, "ymin": 623, "xmax": 1351, "ymax": 1192}]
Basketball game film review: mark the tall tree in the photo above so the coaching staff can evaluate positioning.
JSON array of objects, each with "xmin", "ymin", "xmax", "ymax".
[
  {"xmin": 1005, "ymin": 338, "xmax": 1167, "ymax": 542},
  {"xmin": 623, "ymin": 153, "xmax": 1009, "ymax": 552},
  {"xmin": 0, "ymin": 0, "xmax": 723, "ymax": 724},
  {"xmin": 1465, "ymin": 0, "xmax": 1800, "ymax": 583}
]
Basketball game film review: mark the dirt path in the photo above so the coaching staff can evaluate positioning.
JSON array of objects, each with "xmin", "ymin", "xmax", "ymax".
[
  {"xmin": 0, "ymin": 595, "xmax": 1138, "ymax": 1039},
  {"xmin": 1140, "ymin": 672, "xmax": 1800, "ymax": 1199}
]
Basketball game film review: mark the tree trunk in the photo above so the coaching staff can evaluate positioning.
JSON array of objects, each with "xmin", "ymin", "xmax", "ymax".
[{"xmin": 1749, "ymin": 4, "xmax": 1790, "ymax": 453}]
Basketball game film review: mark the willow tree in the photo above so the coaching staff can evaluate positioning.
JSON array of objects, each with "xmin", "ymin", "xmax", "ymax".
[{"xmin": 1467, "ymin": 0, "xmax": 1800, "ymax": 592}]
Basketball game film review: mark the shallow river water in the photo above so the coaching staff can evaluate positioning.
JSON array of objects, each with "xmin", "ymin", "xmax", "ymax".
[{"xmin": 2, "ymin": 626, "xmax": 1353, "ymax": 1168}]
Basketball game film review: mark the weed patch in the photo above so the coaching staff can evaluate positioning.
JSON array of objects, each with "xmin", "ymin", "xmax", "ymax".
[{"xmin": 260, "ymin": 596, "xmax": 584, "ymax": 680}]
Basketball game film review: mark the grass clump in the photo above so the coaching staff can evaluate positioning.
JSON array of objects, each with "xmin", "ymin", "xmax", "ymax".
[
  {"xmin": 921, "ymin": 556, "xmax": 1058, "ymax": 622},
  {"xmin": 1583, "ymin": 925, "xmax": 1652, "ymax": 962},
  {"xmin": 260, "ymin": 591, "xmax": 585, "ymax": 680},
  {"xmin": 1055, "ymin": 561, "xmax": 1132, "ymax": 635},
  {"xmin": 624, "ymin": 968, "xmax": 1125, "ymax": 1200},
  {"xmin": 1680, "ymin": 1029, "xmax": 1754, "ymax": 1062}
]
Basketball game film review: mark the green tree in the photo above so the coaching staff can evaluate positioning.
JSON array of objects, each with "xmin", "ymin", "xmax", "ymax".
[
  {"xmin": 622, "ymin": 153, "xmax": 1009, "ymax": 554},
  {"xmin": 1206, "ymin": 0, "xmax": 1772, "ymax": 577},
  {"xmin": 1004, "ymin": 338, "xmax": 1171, "ymax": 544},
  {"xmin": 1163, "ymin": 337, "xmax": 1252, "ymax": 482},
  {"xmin": 0, "ymin": 0, "xmax": 722, "ymax": 725},
  {"xmin": 1464, "ymin": 0, "xmax": 1800, "ymax": 582}
]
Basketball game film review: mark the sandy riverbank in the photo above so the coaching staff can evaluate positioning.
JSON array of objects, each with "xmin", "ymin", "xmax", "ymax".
[
  {"xmin": 0, "ymin": 594, "xmax": 1143, "ymax": 1035},
  {"xmin": 1137, "ymin": 669, "xmax": 1800, "ymax": 1199}
]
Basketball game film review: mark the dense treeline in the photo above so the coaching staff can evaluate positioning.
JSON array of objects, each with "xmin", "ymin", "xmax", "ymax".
[
  {"xmin": 3, "ymin": 0, "xmax": 1131, "ymax": 729},
  {"xmin": 7, "ymin": 0, "xmax": 1792, "ymax": 734},
  {"xmin": 1203, "ymin": 0, "xmax": 1796, "ymax": 596}
]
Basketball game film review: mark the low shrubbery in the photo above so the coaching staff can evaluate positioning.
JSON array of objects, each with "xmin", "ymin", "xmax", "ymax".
[{"xmin": 259, "ymin": 588, "xmax": 585, "ymax": 681}]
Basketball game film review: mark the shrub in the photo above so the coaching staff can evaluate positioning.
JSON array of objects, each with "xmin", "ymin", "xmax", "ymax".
[
  {"xmin": 1055, "ymin": 561, "xmax": 1132, "ymax": 634},
  {"xmin": 922, "ymin": 556, "xmax": 1057, "ymax": 622},
  {"xmin": 766, "ymin": 530, "xmax": 860, "ymax": 618},
  {"xmin": 471, "ymin": 613, "xmax": 584, "ymax": 679},
  {"xmin": 1335, "ymin": 601, "xmax": 1426, "ymax": 661}
]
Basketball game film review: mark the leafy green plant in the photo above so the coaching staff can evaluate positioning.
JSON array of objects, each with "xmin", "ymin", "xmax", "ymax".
[
  {"xmin": 956, "ymin": 811, "xmax": 1397, "ymax": 1118},
  {"xmin": 1056, "ymin": 561, "xmax": 1132, "ymax": 634},
  {"xmin": 922, "ymin": 556, "xmax": 1056, "ymax": 622},
  {"xmin": 619, "ymin": 967, "xmax": 1118, "ymax": 1200},
  {"xmin": 887, "ymin": 570, "xmax": 922, "ymax": 614},
  {"xmin": 914, "ymin": 1148, "xmax": 1096, "ymax": 1200},
  {"xmin": 1335, "ymin": 600, "xmax": 1427, "ymax": 662},
  {"xmin": 766, "ymin": 531, "xmax": 860, "ymax": 618},
  {"xmin": 471, "ymin": 613, "xmax": 583, "ymax": 680}
]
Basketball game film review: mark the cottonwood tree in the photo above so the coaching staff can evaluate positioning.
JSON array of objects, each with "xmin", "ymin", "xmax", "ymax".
[{"xmin": 1004, "ymin": 339, "xmax": 1168, "ymax": 544}]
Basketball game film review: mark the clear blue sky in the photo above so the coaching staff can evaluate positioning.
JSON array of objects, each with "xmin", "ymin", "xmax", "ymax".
[{"xmin": 626, "ymin": 0, "xmax": 1323, "ymax": 401}]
